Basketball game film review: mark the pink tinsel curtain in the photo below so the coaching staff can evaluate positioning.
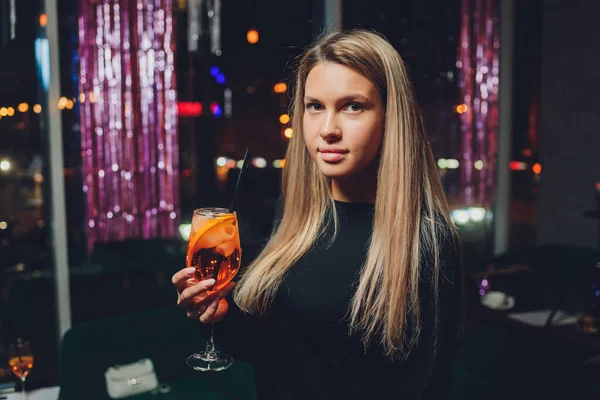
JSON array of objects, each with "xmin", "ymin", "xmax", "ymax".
[
  {"xmin": 457, "ymin": 0, "xmax": 500, "ymax": 206},
  {"xmin": 78, "ymin": 0, "xmax": 179, "ymax": 253}
]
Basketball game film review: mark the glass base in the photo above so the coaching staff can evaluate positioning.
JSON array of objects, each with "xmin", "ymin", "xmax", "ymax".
[{"xmin": 186, "ymin": 352, "xmax": 233, "ymax": 372}]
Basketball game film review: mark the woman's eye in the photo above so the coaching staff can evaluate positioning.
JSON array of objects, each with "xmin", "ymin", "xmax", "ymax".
[
  {"xmin": 344, "ymin": 102, "xmax": 364, "ymax": 113},
  {"xmin": 306, "ymin": 103, "xmax": 323, "ymax": 111}
]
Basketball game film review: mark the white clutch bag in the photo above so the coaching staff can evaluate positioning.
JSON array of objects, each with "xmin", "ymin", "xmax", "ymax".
[{"xmin": 104, "ymin": 358, "xmax": 159, "ymax": 399}]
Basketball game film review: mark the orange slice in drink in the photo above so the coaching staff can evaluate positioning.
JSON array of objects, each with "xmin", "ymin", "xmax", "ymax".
[{"xmin": 186, "ymin": 215, "xmax": 236, "ymax": 268}]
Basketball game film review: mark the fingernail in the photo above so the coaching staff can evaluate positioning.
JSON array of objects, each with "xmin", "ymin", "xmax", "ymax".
[
  {"xmin": 185, "ymin": 267, "xmax": 196, "ymax": 275},
  {"xmin": 205, "ymin": 278, "xmax": 216, "ymax": 287},
  {"xmin": 211, "ymin": 298, "xmax": 219, "ymax": 309}
]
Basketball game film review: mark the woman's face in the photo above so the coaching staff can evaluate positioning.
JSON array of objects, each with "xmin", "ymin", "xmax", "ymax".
[{"xmin": 302, "ymin": 62, "xmax": 385, "ymax": 181}]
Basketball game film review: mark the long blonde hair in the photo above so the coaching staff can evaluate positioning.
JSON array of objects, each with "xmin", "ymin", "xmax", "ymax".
[{"xmin": 234, "ymin": 29, "xmax": 456, "ymax": 358}]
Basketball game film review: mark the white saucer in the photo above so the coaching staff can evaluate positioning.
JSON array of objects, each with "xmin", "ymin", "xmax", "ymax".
[{"xmin": 480, "ymin": 291, "xmax": 515, "ymax": 311}]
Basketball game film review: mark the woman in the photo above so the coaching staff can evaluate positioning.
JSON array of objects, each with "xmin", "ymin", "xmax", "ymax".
[{"xmin": 173, "ymin": 29, "xmax": 462, "ymax": 399}]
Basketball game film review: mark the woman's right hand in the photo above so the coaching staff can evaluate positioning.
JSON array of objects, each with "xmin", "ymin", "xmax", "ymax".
[{"xmin": 172, "ymin": 267, "xmax": 235, "ymax": 324}]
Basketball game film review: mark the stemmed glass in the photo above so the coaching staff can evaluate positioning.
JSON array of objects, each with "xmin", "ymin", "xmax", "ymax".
[
  {"xmin": 185, "ymin": 208, "xmax": 242, "ymax": 371},
  {"xmin": 8, "ymin": 338, "xmax": 34, "ymax": 398}
]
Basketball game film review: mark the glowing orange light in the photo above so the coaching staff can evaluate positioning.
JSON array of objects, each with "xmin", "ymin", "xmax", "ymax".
[
  {"xmin": 284, "ymin": 128, "xmax": 293, "ymax": 139},
  {"xmin": 66, "ymin": 100, "xmax": 74, "ymax": 110},
  {"xmin": 532, "ymin": 163, "xmax": 542, "ymax": 174},
  {"xmin": 39, "ymin": 14, "xmax": 48, "ymax": 27},
  {"xmin": 522, "ymin": 149, "xmax": 533, "ymax": 157},
  {"xmin": 58, "ymin": 97, "xmax": 68, "ymax": 110},
  {"xmin": 7, "ymin": 107, "xmax": 14, "ymax": 116},
  {"xmin": 509, "ymin": 161, "xmax": 527, "ymax": 171},
  {"xmin": 456, "ymin": 104, "xmax": 468, "ymax": 114},
  {"xmin": 18, "ymin": 103, "xmax": 29, "ymax": 112},
  {"xmin": 247, "ymin": 29, "xmax": 259, "ymax": 44},
  {"xmin": 279, "ymin": 114, "xmax": 290, "ymax": 124},
  {"xmin": 274, "ymin": 82, "xmax": 287, "ymax": 93},
  {"xmin": 280, "ymin": 159, "xmax": 286, "ymax": 168},
  {"xmin": 33, "ymin": 104, "xmax": 42, "ymax": 114}
]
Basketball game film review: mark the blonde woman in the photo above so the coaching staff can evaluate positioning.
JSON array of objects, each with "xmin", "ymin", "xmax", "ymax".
[{"xmin": 173, "ymin": 29, "xmax": 462, "ymax": 399}]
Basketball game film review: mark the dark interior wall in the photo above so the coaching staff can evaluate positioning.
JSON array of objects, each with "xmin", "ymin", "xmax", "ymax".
[{"xmin": 537, "ymin": 0, "xmax": 600, "ymax": 248}]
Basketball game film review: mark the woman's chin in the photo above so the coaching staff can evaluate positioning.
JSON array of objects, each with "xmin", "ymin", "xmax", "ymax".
[{"xmin": 317, "ymin": 164, "xmax": 354, "ymax": 180}]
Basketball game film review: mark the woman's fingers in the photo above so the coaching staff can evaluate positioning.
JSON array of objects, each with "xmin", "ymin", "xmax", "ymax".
[
  {"xmin": 210, "ymin": 298, "xmax": 230, "ymax": 323},
  {"xmin": 199, "ymin": 298, "xmax": 220, "ymax": 324},
  {"xmin": 171, "ymin": 267, "xmax": 197, "ymax": 292},
  {"xmin": 177, "ymin": 278, "xmax": 215, "ymax": 307}
]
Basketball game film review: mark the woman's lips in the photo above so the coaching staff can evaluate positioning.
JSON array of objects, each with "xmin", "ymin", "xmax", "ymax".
[
  {"xmin": 320, "ymin": 152, "xmax": 346, "ymax": 162},
  {"xmin": 318, "ymin": 148, "xmax": 348, "ymax": 163}
]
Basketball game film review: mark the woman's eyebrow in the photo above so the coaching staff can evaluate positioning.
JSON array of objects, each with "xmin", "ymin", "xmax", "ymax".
[{"xmin": 304, "ymin": 94, "xmax": 371, "ymax": 104}]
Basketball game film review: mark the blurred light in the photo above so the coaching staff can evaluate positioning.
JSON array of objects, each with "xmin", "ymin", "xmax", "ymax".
[
  {"xmin": 34, "ymin": 38, "xmax": 50, "ymax": 91},
  {"xmin": 66, "ymin": 100, "xmax": 74, "ymax": 110},
  {"xmin": 177, "ymin": 101, "xmax": 202, "ymax": 117},
  {"xmin": 247, "ymin": 29, "xmax": 259, "ymax": 44},
  {"xmin": 226, "ymin": 159, "xmax": 236, "ymax": 168},
  {"xmin": 437, "ymin": 158, "xmax": 447, "ymax": 169},
  {"xmin": 224, "ymin": 88, "xmax": 232, "ymax": 118},
  {"xmin": 0, "ymin": 221, "xmax": 7, "ymax": 230},
  {"xmin": 210, "ymin": 102, "xmax": 222, "ymax": 117},
  {"xmin": 236, "ymin": 160, "xmax": 244, "ymax": 169},
  {"xmin": 456, "ymin": 103, "xmax": 468, "ymax": 114},
  {"xmin": 33, "ymin": 173, "xmax": 43, "ymax": 183},
  {"xmin": 532, "ymin": 163, "xmax": 542, "ymax": 174},
  {"xmin": 89, "ymin": 93, "xmax": 95, "ymax": 103},
  {"xmin": 279, "ymin": 114, "xmax": 290, "ymax": 124},
  {"xmin": 216, "ymin": 166, "xmax": 229, "ymax": 183},
  {"xmin": 522, "ymin": 149, "xmax": 533, "ymax": 157},
  {"xmin": 216, "ymin": 73, "xmax": 225, "ymax": 84},
  {"xmin": 0, "ymin": 160, "xmax": 11, "ymax": 171},
  {"xmin": 273, "ymin": 159, "xmax": 281, "ymax": 168},
  {"xmin": 79, "ymin": 93, "xmax": 85, "ymax": 103},
  {"xmin": 253, "ymin": 157, "xmax": 267, "ymax": 168},
  {"xmin": 216, "ymin": 157, "xmax": 227, "ymax": 167},
  {"xmin": 469, "ymin": 207, "xmax": 486, "ymax": 222},
  {"xmin": 58, "ymin": 97, "xmax": 68, "ymax": 110},
  {"xmin": 274, "ymin": 82, "xmax": 287, "ymax": 93},
  {"xmin": 474, "ymin": 160, "xmax": 484, "ymax": 170},
  {"xmin": 451, "ymin": 210, "xmax": 469, "ymax": 224},
  {"xmin": 33, "ymin": 104, "xmax": 42, "ymax": 114},
  {"xmin": 179, "ymin": 224, "xmax": 191, "ymax": 241},
  {"xmin": 18, "ymin": 103, "xmax": 29, "ymax": 112},
  {"xmin": 39, "ymin": 13, "xmax": 47, "ymax": 27},
  {"xmin": 446, "ymin": 159, "xmax": 459, "ymax": 169},
  {"xmin": 0, "ymin": 108, "xmax": 7, "ymax": 116},
  {"xmin": 284, "ymin": 128, "xmax": 293, "ymax": 138},
  {"xmin": 176, "ymin": 0, "xmax": 187, "ymax": 10},
  {"xmin": 509, "ymin": 161, "xmax": 527, "ymax": 171},
  {"xmin": 7, "ymin": 107, "xmax": 14, "ymax": 116},
  {"xmin": 210, "ymin": 66, "xmax": 220, "ymax": 77},
  {"xmin": 279, "ymin": 159, "xmax": 286, "ymax": 168}
]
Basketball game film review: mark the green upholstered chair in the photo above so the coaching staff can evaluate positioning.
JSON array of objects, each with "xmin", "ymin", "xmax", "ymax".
[{"xmin": 59, "ymin": 305, "xmax": 256, "ymax": 399}]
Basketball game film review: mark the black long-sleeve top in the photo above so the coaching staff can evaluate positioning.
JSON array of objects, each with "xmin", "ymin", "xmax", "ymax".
[{"xmin": 213, "ymin": 199, "xmax": 461, "ymax": 400}]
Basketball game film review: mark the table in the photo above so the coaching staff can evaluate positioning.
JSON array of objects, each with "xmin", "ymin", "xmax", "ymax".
[
  {"xmin": 3, "ymin": 386, "xmax": 59, "ymax": 400},
  {"xmin": 465, "ymin": 266, "xmax": 600, "ymax": 351}
]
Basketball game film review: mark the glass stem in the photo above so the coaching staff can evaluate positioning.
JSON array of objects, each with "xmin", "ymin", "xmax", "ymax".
[
  {"xmin": 203, "ymin": 323, "xmax": 218, "ymax": 361},
  {"xmin": 20, "ymin": 378, "xmax": 27, "ymax": 399}
]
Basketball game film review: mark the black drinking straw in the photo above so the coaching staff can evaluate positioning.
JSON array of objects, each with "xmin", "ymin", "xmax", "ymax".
[{"xmin": 229, "ymin": 148, "xmax": 251, "ymax": 213}]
